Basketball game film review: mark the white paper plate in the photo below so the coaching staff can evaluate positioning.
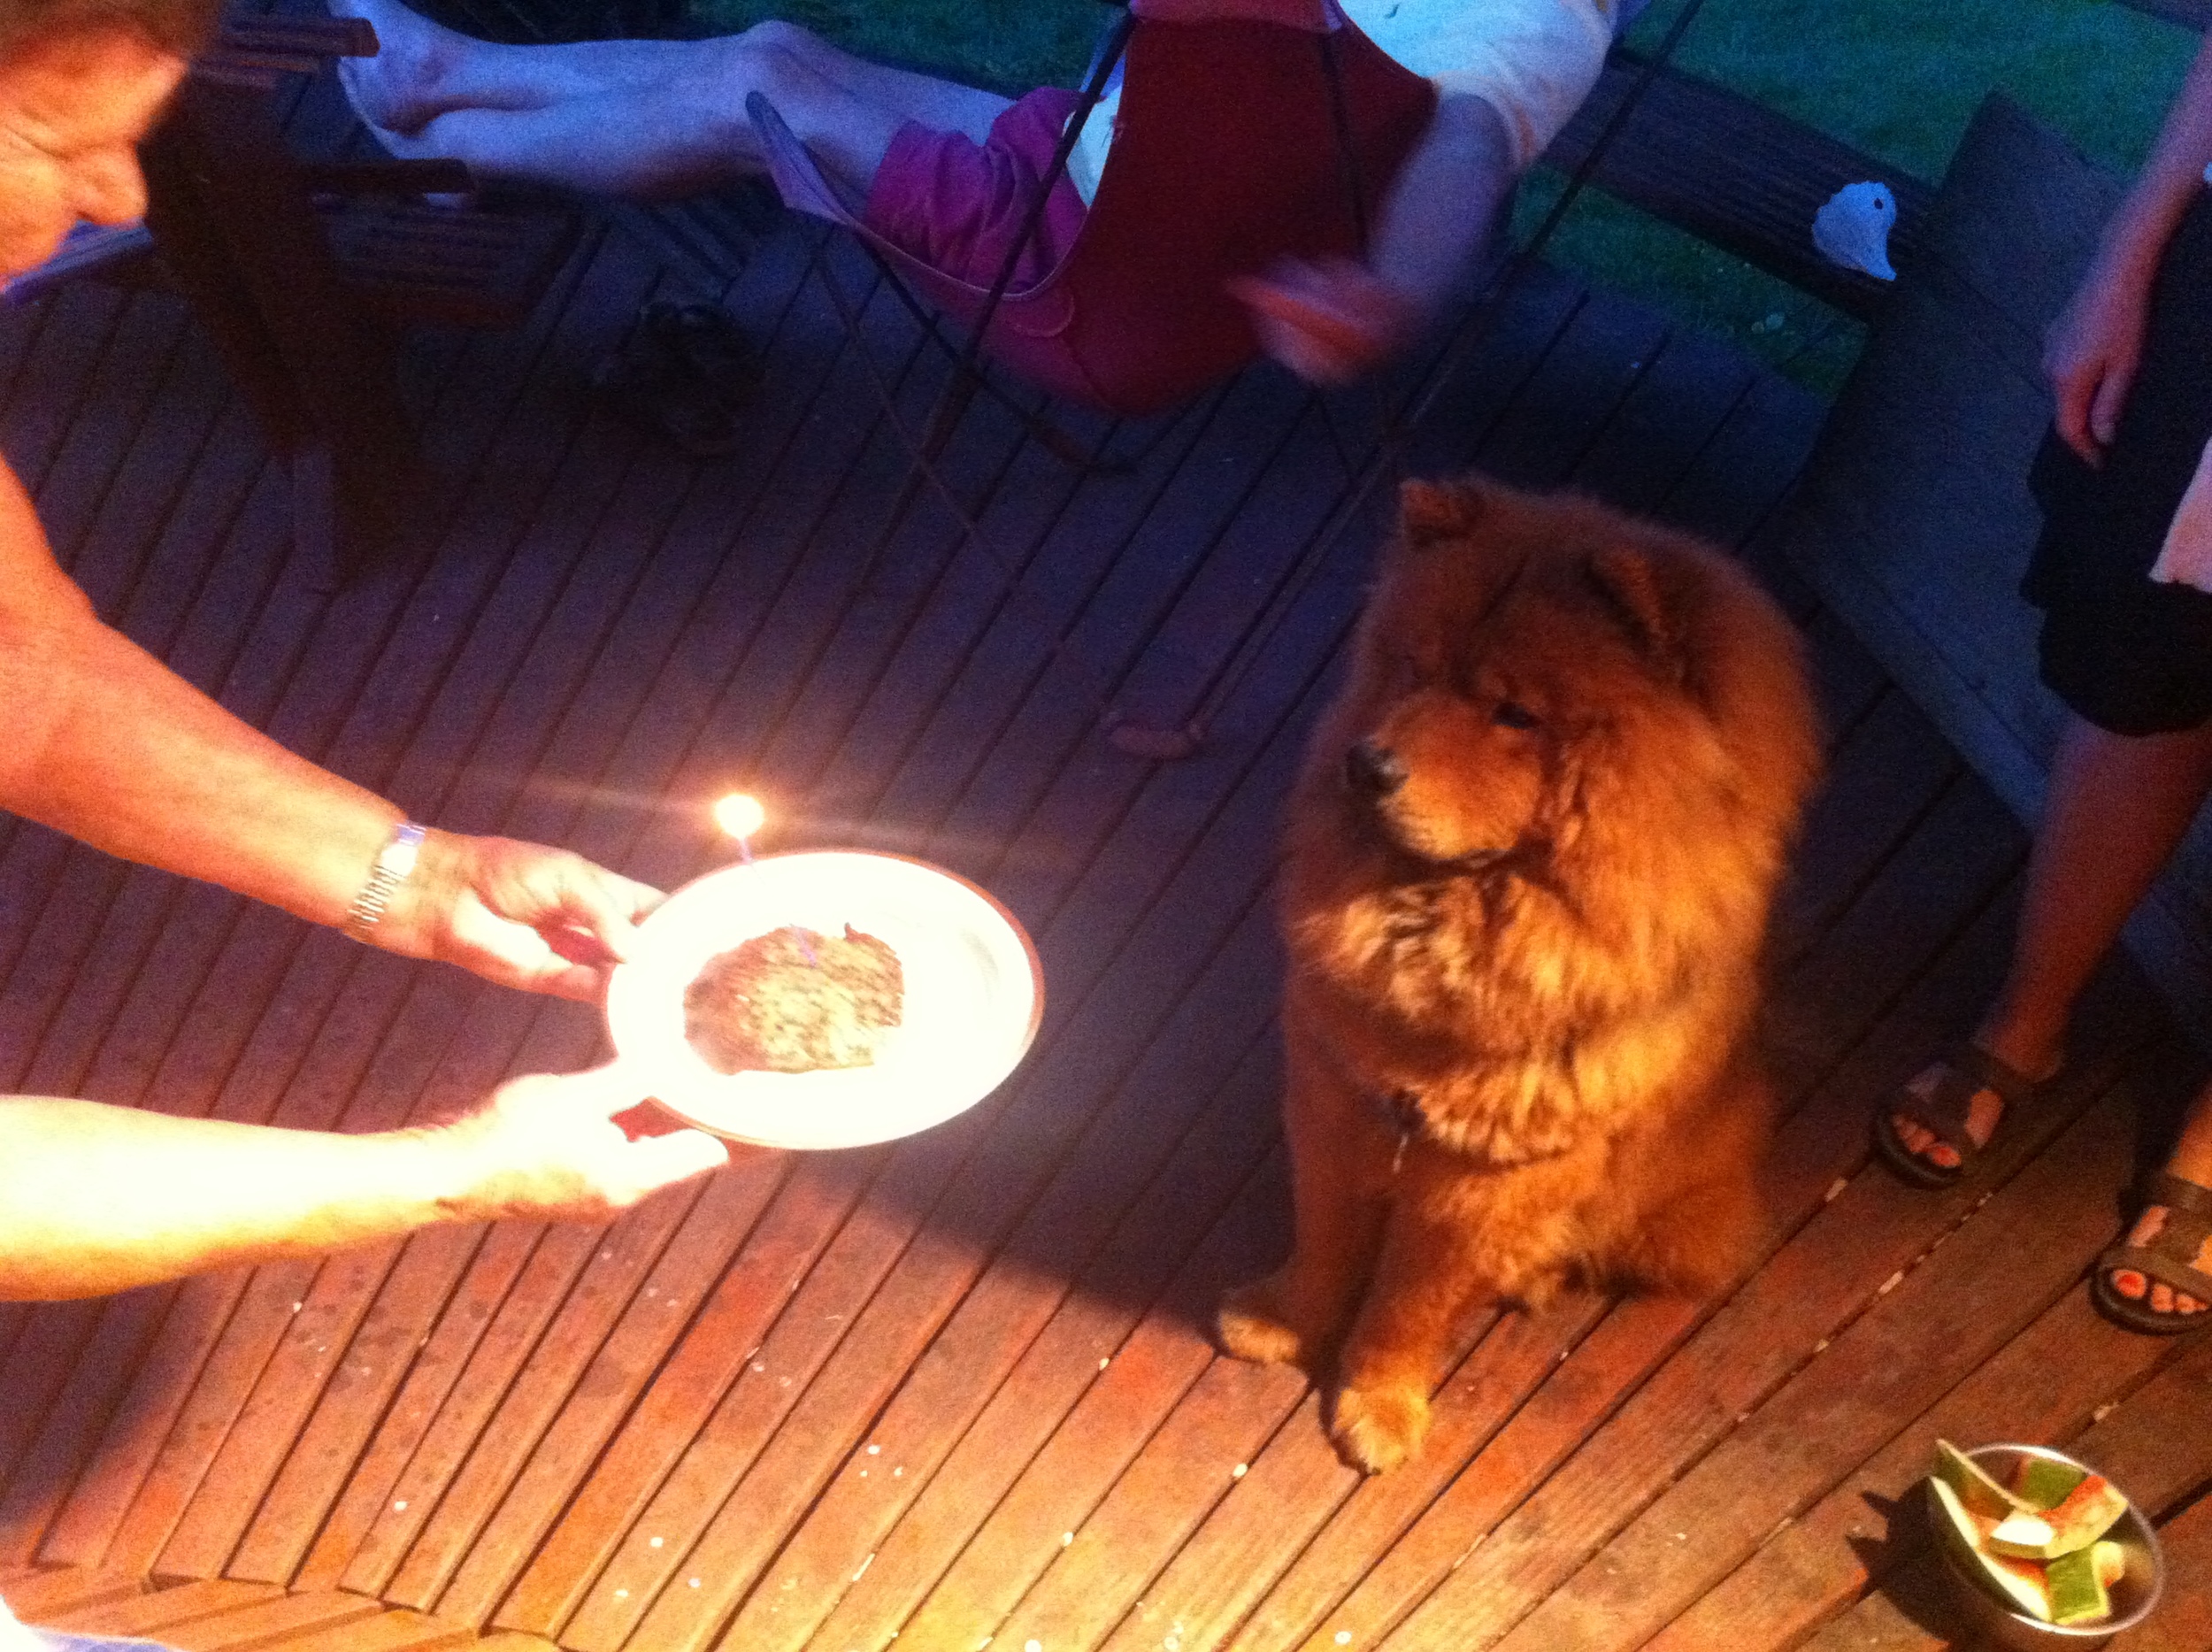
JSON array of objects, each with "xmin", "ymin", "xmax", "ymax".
[{"xmin": 606, "ymin": 849, "xmax": 1043, "ymax": 1149}]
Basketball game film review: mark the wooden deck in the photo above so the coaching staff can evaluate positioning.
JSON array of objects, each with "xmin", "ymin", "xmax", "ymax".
[{"xmin": 2, "ymin": 44, "xmax": 2211, "ymax": 1652}]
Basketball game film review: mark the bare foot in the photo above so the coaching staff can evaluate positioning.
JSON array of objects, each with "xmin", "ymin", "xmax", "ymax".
[
  {"xmin": 1886, "ymin": 1041, "xmax": 2059, "ymax": 1175},
  {"xmin": 330, "ymin": 0, "xmax": 477, "ymax": 136},
  {"xmin": 2104, "ymin": 1203, "xmax": 2212, "ymax": 1319}
]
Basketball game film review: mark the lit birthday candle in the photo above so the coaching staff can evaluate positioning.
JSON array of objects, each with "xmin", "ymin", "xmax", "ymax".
[{"xmin": 714, "ymin": 792, "xmax": 765, "ymax": 862}]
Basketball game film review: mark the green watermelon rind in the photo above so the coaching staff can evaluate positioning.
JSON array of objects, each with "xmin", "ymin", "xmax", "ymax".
[
  {"xmin": 2013, "ymin": 1456, "xmax": 2089, "ymax": 1510},
  {"xmin": 1928, "ymin": 1474, "xmax": 2053, "ymax": 1621},
  {"xmin": 2045, "ymin": 1544, "xmax": 2113, "ymax": 1627},
  {"xmin": 1932, "ymin": 1440, "xmax": 2031, "ymax": 1519},
  {"xmin": 1985, "ymin": 1477, "xmax": 2129, "ymax": 1559}
]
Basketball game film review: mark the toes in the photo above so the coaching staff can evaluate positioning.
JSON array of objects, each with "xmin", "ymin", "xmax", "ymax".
[
  {"xmin": 2110, "ymin": 1267, "xmax": 2148, "ymax": 1302},
  {"xmin": 1331, "ymin": 1383, "xmax": 1429, "ymax": 1474},
  {"xmin": 1889, "ymin": 1115, "xmax": 1960, "ymax": 1171}
]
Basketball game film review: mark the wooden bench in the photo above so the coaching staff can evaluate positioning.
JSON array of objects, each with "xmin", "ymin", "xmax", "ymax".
[{"xmin": 1543, "ymin": 48, "xmax": 1934, "ymax": 323}]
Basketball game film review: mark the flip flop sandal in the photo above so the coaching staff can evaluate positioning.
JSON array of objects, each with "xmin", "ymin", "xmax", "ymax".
[
  {"xmin": 645, "ymin": 301, "xmax": 762, "ymax": 402},
  {"xmin": 2093, "ymin": 1170, "xmax": 2212, "ymax": 1335},
  {"xmin": 1870, "ymin": 1041, "xmax": 2045, "ymax": 1190},
  {"xmin": 590, "ymin": 302, "xmax": 758, "ymax": 459}
]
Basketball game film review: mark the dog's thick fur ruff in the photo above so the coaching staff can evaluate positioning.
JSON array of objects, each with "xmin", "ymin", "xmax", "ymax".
[{"xmin": 1217, "ymin": 476, "xmax": 1823, "ymax": 1473}]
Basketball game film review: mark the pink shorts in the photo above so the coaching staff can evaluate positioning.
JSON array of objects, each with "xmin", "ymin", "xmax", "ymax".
[{"xmin": 863, "ymin": 87, "xmax": 1090, "ymax": 292}]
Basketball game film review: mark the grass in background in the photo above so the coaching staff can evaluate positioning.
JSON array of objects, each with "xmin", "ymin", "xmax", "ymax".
[
  {"xmin": 688, "ymin": 0, "xmax": 1097, "ymax": 90},
  {"xmin": 1578, "ymin": 0, "xmax": 2200, "ymax": 389},
  {"xmin": 689, "ymin": 0, "xmax": 2200, "ymax": 393}
]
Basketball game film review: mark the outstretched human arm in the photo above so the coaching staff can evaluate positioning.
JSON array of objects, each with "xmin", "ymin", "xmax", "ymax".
[
  {"xmin": 0, "ymin": 1067, "xmax": 733, "ymax": 1300},
  {"xmin": 0, "ymin": 465, "xmax": 659, "ymax": 998},
  {"xmin": 2047, "ymin": 34, "xmax": 2212, "ymax": 462},
  {"xmin": 1231, "ymin": 88, "xmax": 1515, "ymax": 383}
]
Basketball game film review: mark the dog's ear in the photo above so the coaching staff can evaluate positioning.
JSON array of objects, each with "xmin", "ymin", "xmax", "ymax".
[
  {"xmin": 1399, "ymin": 478, "xmax": 1488, "ymax": 550},
  {"xmin": 1584, "ymin": 545, "xmax": 1689, "ymax": 682}
]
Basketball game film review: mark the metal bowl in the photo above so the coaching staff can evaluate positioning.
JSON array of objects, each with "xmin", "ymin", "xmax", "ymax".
[{"xmin": 1930, "ymin": 1442, "xmax": 2164, "ymax": 1650}]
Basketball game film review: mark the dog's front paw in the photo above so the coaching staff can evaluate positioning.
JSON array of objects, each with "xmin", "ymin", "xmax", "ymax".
[
  {"xmin": 1216, "ymin": 1273, "xmax": 1306, "ymax": 1367},
  {"xmin": 1330, "ymin": 1382, "xmax": 1429, "ymax": 1474}
]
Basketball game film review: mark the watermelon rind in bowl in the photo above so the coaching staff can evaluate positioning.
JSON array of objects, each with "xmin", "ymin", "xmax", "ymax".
[{"xmin": 1927, "ymin": 1442, "xmax": 2163, "ymax": 1649}]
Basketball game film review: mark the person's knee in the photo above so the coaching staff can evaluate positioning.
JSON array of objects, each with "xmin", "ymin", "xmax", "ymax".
[{"xmin": 735, "ymin": 18, "xmax": 828, "ymax": 63}]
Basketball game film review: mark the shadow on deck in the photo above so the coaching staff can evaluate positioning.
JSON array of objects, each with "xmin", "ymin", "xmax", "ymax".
[{"xmin": 0, "ymin": 68, "xmax": 2208, "ymax": 1652}]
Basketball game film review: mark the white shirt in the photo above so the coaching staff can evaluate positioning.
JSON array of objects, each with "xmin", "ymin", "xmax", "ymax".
[{"xmin": 1064, "ymin": 0, "xmax": 1632, "ymax": 202}]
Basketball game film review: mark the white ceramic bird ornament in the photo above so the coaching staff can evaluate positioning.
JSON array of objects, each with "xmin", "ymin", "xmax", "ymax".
[{"xmin": 1812, "ymin": 181, "xmax": 1898, "ymax": 281}]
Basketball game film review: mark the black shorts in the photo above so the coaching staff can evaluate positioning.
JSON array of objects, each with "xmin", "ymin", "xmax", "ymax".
[{"xmin": 2024, "ymin": 188, "xmax": 2212, "ymax": 735}]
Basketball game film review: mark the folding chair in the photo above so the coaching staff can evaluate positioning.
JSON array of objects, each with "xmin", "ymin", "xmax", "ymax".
[
  {"xmin": 741, "ymin": 0, "xmax": 1706, "ymax": 757},
  {"xmin": 747, "ymin": 0, "xmax": 1437, "ymax": 419}
]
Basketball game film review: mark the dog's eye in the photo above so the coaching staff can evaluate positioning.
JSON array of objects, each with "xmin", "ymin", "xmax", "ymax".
[{"xmin": 1493, "ymin": 700, "xmax": 1540, "ymax": 731}]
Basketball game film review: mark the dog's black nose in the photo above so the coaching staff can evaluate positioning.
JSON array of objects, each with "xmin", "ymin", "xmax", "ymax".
[{"xmin": 1345, "ymin": 739, "xmax": 1406, "ymax": 799}]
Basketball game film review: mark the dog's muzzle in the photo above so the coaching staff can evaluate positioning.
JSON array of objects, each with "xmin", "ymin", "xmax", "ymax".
[{"xmin": 1344, "ymin": 738, "xmax": 1406, "ymax": 801}]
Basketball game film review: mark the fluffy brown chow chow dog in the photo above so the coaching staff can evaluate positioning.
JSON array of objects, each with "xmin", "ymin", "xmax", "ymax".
[{"xmin": 1217, "ymin": 475, "xmax": 1822, "ymax": 1473}]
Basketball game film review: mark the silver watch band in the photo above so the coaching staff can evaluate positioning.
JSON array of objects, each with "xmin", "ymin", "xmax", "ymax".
[{"xmin": 344, "ymin": 821, "xmax": 427, "ymax": 941}]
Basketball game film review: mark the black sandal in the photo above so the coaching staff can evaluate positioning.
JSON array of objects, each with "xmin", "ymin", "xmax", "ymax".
[
  {"xmin": 1870, "ymin": 1041, "xmax": 2046, "ymax": 1190},
  {"xmin": 591, "ymin": 300, "xmax": 760, "ymax": 459},
  {"xmin": 2093, "ymin": 1170, "xmax": 2212, "ymax": 1335}
]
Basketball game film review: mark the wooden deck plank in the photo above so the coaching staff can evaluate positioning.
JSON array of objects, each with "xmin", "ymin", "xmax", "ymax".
[
  {"xmin": 43, "ymin": 1577, "xmax": 287, "ymax": 1634},
  {"xmin": 561, "ymin": 726, "xmax": 1331, "ymax": 1647},
  {"xmin": 1245, "ymin": 834, "xmax": 2032, "ymax": 1652},
  {"xmin": 0, "ymin": 1566, "xmax": 145, "ymax": 1616},
  {"xmin": 1800, "ymin": 1333, "xmax": 2212, "ymax": 1651},
  {"xmin": 1461, "ymin": 291, "xmax": 1673, "ymax": 493},
  {"xmin": 1477, "ymin": 1051, "xmax": 2185, "ymax": 1652},
  {"xmin": 477, "ymin": 1153, "xmax": 875, "ymax": 1627},
  {"xmin": 382, "ymin": 1164, "xmax": 787, "ymax": 1617},
  {"xmin": 218, "ymin": 223, "xmax": 890, "ymax": 1593},
  {"xmin": 19, "ymin": 228, "xmax": 646, "ymax": 1565},
  {"xmin": 31, "ymin": 292, "xmax": 198, "ymax": 573},
  {"xmin": 520, "ymin": 912, "xmax": 1281, "ymax": 1641},
  {"xmin": 55, "ymin": 220, "xmax": 674, "ymax": 1574},
  {"xmin": 2, "ymin": 284, "xmax": 131, "ymax": 495},
  {"xmin": 250, "ymin": 1607, "xmax": 478, "ymax": 1650},
  {"xmin": 150, "ymin": 1589, "xmax": 386, "ymax": 1650},
  {"xmin": 787, "ymin": 1025, "xmax": 1289, "ymax": 1652},
  {"xmin": 826, "ymin": 1155, "xmax": 1292, "ymax": 1652},
  {"xmin": 7, "ymin": 100, "xmax": 2191, "ymax": 1652},
  {"xmin": 2122, "ymin": 1487, "xmax": 2212, "ymax": 1652},
  {"xmin": 1642, "ymin": 1290, "xmax": 2184, "ymax": 1651}
]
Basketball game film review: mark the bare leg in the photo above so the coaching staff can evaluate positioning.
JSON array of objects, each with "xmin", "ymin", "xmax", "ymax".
[
  {"xmin": 1890, "ymin": 713, "xmax": 2212, "ymax": 1170},
  {"xmin": 331, "ymin": 2, "xmax": 1011, "ymax": 200}
]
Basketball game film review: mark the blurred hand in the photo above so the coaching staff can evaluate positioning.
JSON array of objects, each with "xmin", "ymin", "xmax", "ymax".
[
  {"xmin": 390, "ymin": 832, "xmax": 665, "ymax": 1001},
  {"xmin": 1228, "ymin": 257, "xmax": 1421, "ymax": 386},
  {"xmin": 439, "ymin": 1065, "xmax": 735, "ymax": 1223},
  {"xmin": 2045, "ymin": 249, "xmax": 2159, "ymax": 465}
]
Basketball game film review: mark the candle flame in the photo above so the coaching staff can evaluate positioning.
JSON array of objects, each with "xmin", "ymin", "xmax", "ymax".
[{"xmin": 714, "ymin": 793, "xmax": 765, "ymax": 840}]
